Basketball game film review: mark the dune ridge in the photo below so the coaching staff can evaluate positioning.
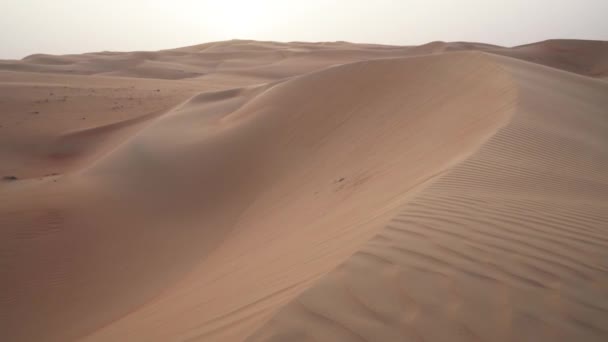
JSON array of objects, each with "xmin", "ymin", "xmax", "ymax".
[{"xmin": 1, "ymin": 40, "xmax": 607, "ymax": 342}]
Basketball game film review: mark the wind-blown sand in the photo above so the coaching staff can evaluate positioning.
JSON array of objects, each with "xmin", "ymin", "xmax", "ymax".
[{"xmin": 1, "ymin": 39, "xmax": 607, "ymax": 342}]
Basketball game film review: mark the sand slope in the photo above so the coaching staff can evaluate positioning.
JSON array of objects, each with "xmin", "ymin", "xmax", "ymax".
[
  {"xmin": 247, "ymin": 55, "xmax": 608, "ymax": 342},
  {"xmin": 1, "ymin": 40, "xmax": 607, "ymax": 342}
]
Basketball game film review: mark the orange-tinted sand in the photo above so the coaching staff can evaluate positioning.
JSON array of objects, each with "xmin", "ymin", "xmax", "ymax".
[{"xmin": 1, "ymin": 40, "xmax": 607, "ymax": 342}]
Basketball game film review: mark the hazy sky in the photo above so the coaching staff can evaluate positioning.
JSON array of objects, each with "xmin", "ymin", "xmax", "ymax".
[{"xmin": 1, "ymin": 0, "xmax": 607, "ymax": 59}]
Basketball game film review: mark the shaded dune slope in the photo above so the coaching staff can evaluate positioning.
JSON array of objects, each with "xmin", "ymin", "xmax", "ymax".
[
  {"xmin": 2, "ymin": 52, "xmax": 517, "ymax": 342},
  {"xmin": 247, "ymin": 57, "xmax": 608, "ymax": 342},
  {"xmin": 404, "ymin": 40, "xmax": 608, "ymax": 79},
  {"xmin": 501, "ymin": 40, "xmax": 608, "ymax": 79}
]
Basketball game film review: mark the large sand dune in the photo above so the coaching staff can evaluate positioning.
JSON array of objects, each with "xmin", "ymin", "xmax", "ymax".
[{"xmin": 1, "ymin": 40, "xmax": 607, "ymax": 342}]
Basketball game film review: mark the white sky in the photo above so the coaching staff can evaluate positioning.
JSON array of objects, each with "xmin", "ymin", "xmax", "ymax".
[{"xmin": 1, "ymin": 0, "xmax": 607, "ymax": 59}]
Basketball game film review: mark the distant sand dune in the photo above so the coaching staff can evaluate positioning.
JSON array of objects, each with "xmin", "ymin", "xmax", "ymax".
[
  {"xmin": 1, "ymin": 40, "xmax": 607, "ymax": 342},
  {"xmin": 2, "ymin": 39, "xmax": 606, "ymax": 80}
]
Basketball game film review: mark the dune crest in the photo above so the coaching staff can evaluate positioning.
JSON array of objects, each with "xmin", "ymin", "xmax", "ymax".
[{"xmin": 1, "ymin": 40, "xmax": 607, "ymax": 342}]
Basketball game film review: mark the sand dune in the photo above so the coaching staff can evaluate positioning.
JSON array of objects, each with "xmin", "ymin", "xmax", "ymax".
[
  {"xmin": 2, "ymin": 39, "xmax": 606, "ymax": 80},
  {"xmin": 247, "ymin": 55, "xmax": 608, "ymax": 342},
  {"xmin": 1, "ymin": 40, "xmax": 607, "ymax": 342}
]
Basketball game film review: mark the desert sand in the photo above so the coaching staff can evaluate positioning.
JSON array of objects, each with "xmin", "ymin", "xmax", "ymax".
[{"xmin": 1, "ymin": 39, "xmax": 607, "ymax": 342}]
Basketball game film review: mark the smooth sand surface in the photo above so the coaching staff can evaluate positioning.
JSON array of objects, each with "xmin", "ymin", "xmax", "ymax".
[{"xmin": 1, "ymin": 40, "xmax": 607, "ymax": 342}]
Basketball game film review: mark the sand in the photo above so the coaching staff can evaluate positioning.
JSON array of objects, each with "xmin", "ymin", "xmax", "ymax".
[{"xmin": 1, "ymin": 39, "xmax": 607, "ymax": 342}]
